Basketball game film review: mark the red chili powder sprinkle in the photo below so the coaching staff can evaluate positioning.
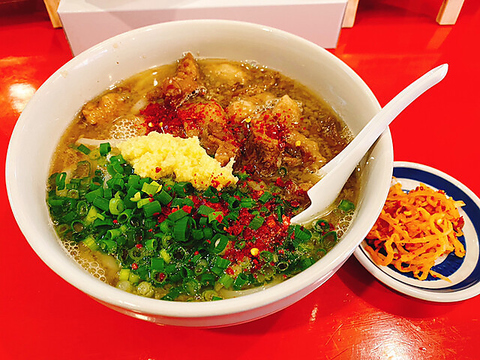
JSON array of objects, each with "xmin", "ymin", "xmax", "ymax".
[{"xmin": 275, "ymin": 177, "xmax": 285, "ymax": 187}]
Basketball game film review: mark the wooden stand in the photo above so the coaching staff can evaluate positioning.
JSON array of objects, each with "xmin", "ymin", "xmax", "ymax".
[
  {"xmin": 342, "ymin": 0, "xmax": 359, "ymax": 28},
  {"xmin": 436, "ymin": 0, "xmax": 465, "ymax": 25},
  {"xmin": 43, "ymin": 0, "xmax": 62, "ymax": 28},
  {"xmin": 342, "ymin": 0, "xmax": 465, "ymax": 28}
]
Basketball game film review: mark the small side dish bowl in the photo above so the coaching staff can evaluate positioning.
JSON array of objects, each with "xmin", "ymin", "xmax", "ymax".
[{"xmin": 6, "ymin": 20, "xmax": 393, "ymax": 327}]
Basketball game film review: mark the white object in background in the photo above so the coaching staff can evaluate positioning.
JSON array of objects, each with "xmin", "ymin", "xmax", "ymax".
[{"xmin": 57, "ymin": 0, "xmax": 348, "ymax": 56}]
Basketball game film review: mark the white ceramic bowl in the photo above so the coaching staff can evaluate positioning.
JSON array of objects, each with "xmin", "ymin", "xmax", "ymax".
[{"xmin": 6, "ymin": 20, "xmax": 393, "ymax": 327}]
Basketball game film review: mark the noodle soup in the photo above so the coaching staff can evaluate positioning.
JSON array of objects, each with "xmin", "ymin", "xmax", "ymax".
[{"xmin": 47, "ymin": 53, "xmax": 360, "ymax": 301}]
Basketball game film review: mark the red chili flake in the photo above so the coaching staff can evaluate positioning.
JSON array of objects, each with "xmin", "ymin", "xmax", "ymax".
[
  {"xmin": 216, "ymin": 214, "xmax": 224, "ymax": 222},
  {"xmin": 278, "ymin": 249, "xmax": 285, "ymax": 255},
  {"xmin": 226, "ymin": 267, "xmax": 234, "ymax": 275},
  {"xmin": 131, "ymin": 263, "xmax": 138, "ymax": 270},
  {"xmin": 290, "ymin": 200, "xmax": 300, "ymax": 208},
  {"xmin": 266, "ymin": 218, "xmax": 276, "ymax": 228},
  {"xmin": 194, "ymin": 251, "xmax": 199, "ymax": 256},
  {"xmin": 157, "ymin": 273, "xmax": 166, "ymax": 282},
  {"xmin": 275, "ymin": 177, "xmax": 285, "ymax": 187},
  {"xmin": 155, "ymin": 167, "xmax": 162, "ymax": 173},
  {"xmin": 182, "ymin": 205, "xmax": 193, "ymax": 214},
  {"xmin": 135, "ymin": 244, "xmax": 143, "ymax": 249},
  {"xmin": 113, "ymin": 219, "xmax": 118, "ymax": 224}
]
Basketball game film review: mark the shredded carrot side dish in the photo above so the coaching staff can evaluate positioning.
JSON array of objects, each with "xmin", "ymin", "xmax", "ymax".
[{"xmin": 365, "ymin": 180, "xmax": 466, "ymax": 281}]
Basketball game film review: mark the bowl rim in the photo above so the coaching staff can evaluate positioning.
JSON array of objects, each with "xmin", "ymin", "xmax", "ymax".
[{"xmin": 6, "ymin": 19, "xmax": 393, "ymax": 320}]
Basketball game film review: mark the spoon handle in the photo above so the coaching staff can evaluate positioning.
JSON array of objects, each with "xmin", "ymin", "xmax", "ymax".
[
  {"xmin": 291, "ymin": 64, "xmax": 448, "ymax": 224},
  {"xmin": 322, "ymin": 64, "xmax": 449, "ymax": 175}
]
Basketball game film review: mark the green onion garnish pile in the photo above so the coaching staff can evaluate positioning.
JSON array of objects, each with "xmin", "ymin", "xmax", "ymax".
[{"xmin": 47, "ymin": 143, "xmax": 352, "ymax": 301}]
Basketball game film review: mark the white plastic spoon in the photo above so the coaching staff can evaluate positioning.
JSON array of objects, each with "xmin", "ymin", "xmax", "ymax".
[{"xmin": 291, "ymin": 64, "xmax": 449, "ymax": 225}]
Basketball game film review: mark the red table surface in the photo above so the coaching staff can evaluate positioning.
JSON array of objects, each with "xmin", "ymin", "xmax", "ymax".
[{"xmin": 1, "ymin": 1, "xmax": 479, "ymax": 359}]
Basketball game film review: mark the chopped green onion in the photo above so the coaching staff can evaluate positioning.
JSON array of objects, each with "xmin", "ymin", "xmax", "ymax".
[
  {"xmin": 93, "ymin": 196, "xmax": 109, "ymax": 212},
  {"xmin": 338, "ymin": 199, "xmax": 355, "ymax": 212},
  {"xmin": 142, "ymin": 200, "xmax": 162, "ymax": 217},
  {"xmin": 258, "ymin": 192, "xmax": 273, "ymax": 203},
  {"xmin": 76, "ymin": 144, "xmax": 91, "ymax": 155},
  {"xmin": 218, "ymin": 274, "xmax": 234, "ymax": 288},
  {"xmin": 155, "ymin": 189, "xmax": 173, "ymax": 205},
  {"xmin": 88, "ymin": 148, "xmax": 101, "ymax": 160},
  {"xmin": 208, "ymin": 211, "xmax": 224, "ymax": 223},
  {"xmin": 249, "ymin": 215, "xmax": 265, "ymax": 230},
  {"xmin": 212, "ymin": 235, "xmax": 229, "ymax": 254},
  {"xmin": 118, "ymin": 268, "xmax": 130, "ymax": 281},
  {"xmin": 110, "ymin": 154, "xmax": 126, "ymax": 164},
  {"xmin": 321, "ymin": 231, "xmax": 338, "ymax": 246},
  {"xmin": 167, "ymin": 209, "xmax": 188, "ymax": 222},
  {"xmin": 294, "ymin": 225, "xmax": 312, "ymax": 242},
  {"xmin": 240, "ymin": 197, "xmax": 254, "ymax": 208},
  {"xmin": 109, "ymin": 198, "xmax": 124, "ymax": 215},
  {"xmin": 173, "ymin": 216, "xmax": 191, "ymax": 242},
  {"xmin": 151, "ymin": 257, "xmax": 165, "ymax": 271},
  {"xmin": 142, "ymin": 181, "xmax": 161, "ymax": 196},
  {"xmin": 117, "ymin": 208, "xmax": 133, "ymax": 223},
  {"xmin": 82, "ymin": 235, "xmax": 98, "ymax": 251},
  {"xmin": 56, "ymin": 172, "xmax": 67, "ymax": 190},
  {"xmin": 313, "ymin": 219, "xmax": 330, "ymax": 233},
  {"xmin": 71, "ymin": 220, "xmax": 85, "ymax": 233},
  {"xmin": 214, "ymin": 256, "xmax": 230, "ymax": 269},
  {"xmin": 85, "ymin": 187, "xmax": 103, "ymax": 203},
  {"xmin": 159, "ymin": 248, "xmax": 171, "ymax": 263},
  {"xmin": 99, "ymin": 142, "xmax": 111, "ymax": 156},
  {"xmin": 233, "ymin": 273, "xmax": 249, "ymax": 290},
  {"xmin": 183, "ymin": 277, "xmax": 201, "ymax": 295},
  {"xmin": 137, "ymin": 198, "xmax": 151, "ymax": 209},
  {"xmin": 197, "ymin": 205, "xmax": 215, "ymax": 216},
  {"xmin": 99, "ymin": 239, "xmax": 117, "ymax": 254},
  {"xmin": 145, "ymin": 239, "xmax": 159, "ymax": 251}
]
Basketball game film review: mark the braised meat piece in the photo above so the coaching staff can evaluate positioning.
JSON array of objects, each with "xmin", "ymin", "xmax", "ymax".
[
  {"xmin": 230, "ymin": 95, "xmax": 326, "ymax": 177},
  {"xmin": 159, "ymin": 53, "xmax": 205, "ymax": 108},
  {"xmin": 82, "ymin": 92, "xmax": 129, "ymax": 125},
  {"xmin": 178, "ymin": 101, "xmax": 239, "ymax": 166},
  {"xmin": 273, "ymin": 95, "xmax": 326, "ymax": 168}
]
